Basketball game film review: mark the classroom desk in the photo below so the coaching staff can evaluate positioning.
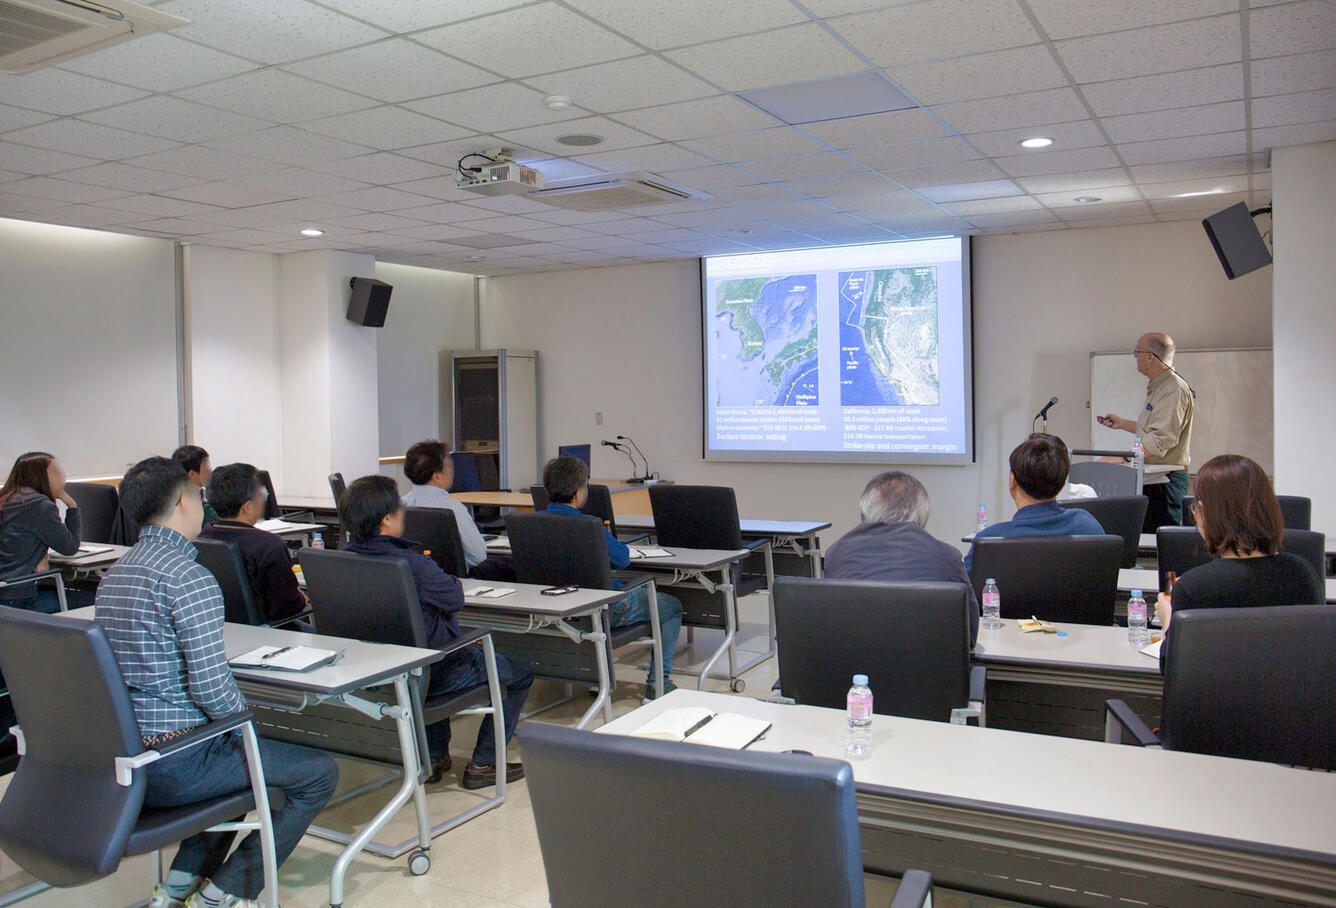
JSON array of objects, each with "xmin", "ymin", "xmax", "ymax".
[
  {"xmin": 256, "ymin": 520, "xmax": 325, "ymax": 544},
  {"xmin": 602, "ymin": 690, "xmax": 1336, "ymax": 907},
  {"xmin": 973, "ymin": 621, "xmax": 1162, "ymax": 739},
  {"xmin": 453, "ymin": 479, "xmax": 660, "ymax": 517},
  {"xmin": 62, "ymin": 609, "xmax": 452, "ymax": 907},
  {"xmin": 613, "ymin": 514, "xmax": 830, "ymax": 578},
  {"xmin": 47, "ymin": 543, "xmax": 131, "ymax": 578},
  {"xmin": 1120, "ymin": 566, "xmax": 1336, "ymax": 601}
]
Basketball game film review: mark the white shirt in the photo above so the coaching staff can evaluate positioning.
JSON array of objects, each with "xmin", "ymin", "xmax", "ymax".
[{"xmin": 401, "ymin": 484, "xmax": 487, "ymax": 569}]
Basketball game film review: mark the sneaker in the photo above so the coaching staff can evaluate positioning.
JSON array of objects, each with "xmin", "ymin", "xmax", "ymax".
[
  {"xmin": 425, "ymin": 754, "xmax": 452, "ymax": 784},
  {"xmin": 642, "ymin": 678, "xmax": 679, "ymax": 701},
  {"xmin": 150, "ymin": 884, "xmax": 190, "ymax": 908},
  {"xmin": 460, "ymin": 761, "xmax": 524, "ymax": 790},
  {"xmin": 184, "ymin": 894, "xmax": 275, "ymax": 908}
]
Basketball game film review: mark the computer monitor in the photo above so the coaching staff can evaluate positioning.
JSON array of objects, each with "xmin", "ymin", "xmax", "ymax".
[{"xmin": 558, "ymin": 444, "xmax": 591, "ymax": 470}]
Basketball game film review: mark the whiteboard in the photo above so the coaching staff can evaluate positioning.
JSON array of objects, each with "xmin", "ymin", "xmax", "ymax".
[{"xmin": 1089, "ymin": 348, "xmax": 1273, "ymax": 476}]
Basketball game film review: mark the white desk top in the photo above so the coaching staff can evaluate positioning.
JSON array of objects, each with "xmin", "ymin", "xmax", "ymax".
[
  {"xmin": 461, "ymin": 582, "xmax": 625, "ymax": 617},
  {"xmin": 278, "ymin": 495, "xmax": 337, "ymax": 511},
  {"xmin": 483, "ymin": 538, "xmax": 748, "ymax": 572},
  {"xmin": 974, "ymin": 621, "xmax": 1162, "ymax": 675},
  {"xmin": 48, "ymin": 543, "xmax": 131, "ymax": 568},
  {"xmin": 256, "ymin": 520, "xmax": 323, "ymax": 537},
  {"xmin": 614, "ymin": 514, "xmax": 832, "ymax": 535},
  {"xmin": 1122, "ymin": 567, "xmax": 1336, "ymax": 601},
  {"xmin": 601, "ymin": 690, "xmax": 1336, "ymax": 860}
]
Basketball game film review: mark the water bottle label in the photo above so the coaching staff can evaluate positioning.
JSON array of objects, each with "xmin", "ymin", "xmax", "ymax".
[{"xmin": 848, "ymin": 702, "xmax": 872, "ymax": 721}]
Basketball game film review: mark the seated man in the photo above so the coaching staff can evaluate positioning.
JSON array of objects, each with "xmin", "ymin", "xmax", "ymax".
[
  {"xmin": 825, "ymin": 471, "xmax": 980, "ymax": 646},
  {"xmin": 173, "ymin": 444, "xmax": 218, "ymax": 525},
  {"xmin": 342, "ymin": 475, "xmax": 532, "ymax": 789},
  {"xmin": 965, "ymin": 433, "xmax": 1105, "ymax": 574},
  {"xmin": 400, "ymin": 439, "xmax": 514, "ymax": 581},
  {"xmin": 198, "ymin": 463, "xmax": 308, "ymax": 627},
  {"xmin": 542, "ymin": 457, "xmax": 684, "ymax": 701},
  {"xmin": 95, "ymin": 457, "xmax": 337, "ymax": 908}
]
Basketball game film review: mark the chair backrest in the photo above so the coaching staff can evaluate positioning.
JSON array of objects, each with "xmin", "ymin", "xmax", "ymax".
[
  {"xmin": 255, "ymin": 469, "xmax": 281, "ymax": 520},
  {"xmin": 969, "ymin": 535, "xmax": 1122, "ymax": 624},
  {"xmin": 774, "ymin": 577, "xmax": 972, "ymax": 721},
  {"xmin": 328, "ymin": 473, "xmax": 346, "ymax": 505},
  {"xmin": 402, "ymin": 507, "xmax": 468, "ymax": 578},
  {"xmin": 648, "ymin": 485, "xmax": 744, "ymax": 550},
  {"xmin": 1067, "ymin": 461, "xmax": 1138, "ymax": 497},
  {"xmin": 1060, "ymin": 495, "xmax": 1149, "ymax": 568},
  {"xmin": 1155, "ymin": 526, "xmax": 1211, "ymax": 591},
  {"xmin": 475, "ymin": 452, "xmax": 500, "ymax": 491},
  {"xmin": 528, "ymin": 485, "xmax": 551, "ymax": 510},
  {"xmin": 64, "ymin": 482, "xmax": 119, "ymax": 545},
  {"xmin": 297, "ymin": 548, "xmax": 428, "ymax": 648},
  {"xmin": 1280, "ymin": 529, "xmax": 1326, "ymax": 579},
  {"xmin": 520, "ymin": 722, "xmax": 865, "ymax": 907},
  {"xmin": 1161, "ymin": 605, "xmax": 1336, "ymax": 769},
  {"xmin": 1183, "ymin": 494, "xmax": 1312, "ymax": 531},
  {"xmin": 449, "ymin": 452, "xmax": 483, "ymax": 493},
  {"xmin": 110, "ymin": 503, "xmax": 139, "ymax": 546},
  {"xmin": 0, "ymin": 608, "xmax": 146, "ymax": 886},
  {"xmin": 193, "ymin": 537, "xmax": 264, "ymax": 626},
  {"xmin": 505, "ymin": 512, "xmax": 613, "ymax": 589},
  {"xmin": 583, "ymin": 484, "xmax": 618, "ymax": 534}
]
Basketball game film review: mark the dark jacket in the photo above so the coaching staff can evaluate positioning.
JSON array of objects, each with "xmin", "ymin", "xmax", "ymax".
[
  {"xmin": 198, "ymin": 520, "xmax": 307, "ymax": 623},
  {"xmin": 825, "ymin": 520, "xmax": 980, "ymax": 646},
  {"xmin": 0, "ymin": 490, "xmax": 80, "ymax": 599},
  {"xmin": 345, "ymin": 534, "xmax": 465, "ymax": 651}
]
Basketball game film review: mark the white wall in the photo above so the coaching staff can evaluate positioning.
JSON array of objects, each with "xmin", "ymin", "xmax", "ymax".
[
  {"xmin": 374, "ymin": 261, "xmax": 476, "ymax": 455},
  {"xmin": 481, "ymin": 219, "xmax": 1272, "ymax": 549},
  {"xmin": 1272, "ymin": 141, "xmax": 1336, "ymax": 539}
]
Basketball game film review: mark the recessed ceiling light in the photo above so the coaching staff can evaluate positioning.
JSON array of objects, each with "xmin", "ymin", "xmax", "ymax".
[
  {"xmin": 729, "ymin": 227, "xmax": 753, "ymax": 236},
  {"xmin": 300, "ymin": 228, "xmax": 324, "ymax": 237},
  {"xmin": 543, "ymin": 95, "xmax": 572, "ymax": 111},
  {"xmin": 1073, "ymin": 196, "xmax": 1102, "ymax": 203},
  {"xmin": 1019, "ymin": 136, "xmax": 1053, "ymax": 149},
  {"xmin": 466, "ymin": 254, "xmax": 488, "ymax": 261},
  {"xmin": 556, "ymin": 133, "xmax": 604, "ymax": 147},
  {"xmin": 1172, "ymin": 188, "xmax": 1227, "ymax": 198}
]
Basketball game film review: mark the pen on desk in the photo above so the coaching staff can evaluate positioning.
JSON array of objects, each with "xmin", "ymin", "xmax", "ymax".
[
  {"xmin": 682, "ymin": 713, "xmax": 715, "ymax": 739},
  {"xmin": 261, "ymin": 646, "xmax": 293, "ymax": 660}
]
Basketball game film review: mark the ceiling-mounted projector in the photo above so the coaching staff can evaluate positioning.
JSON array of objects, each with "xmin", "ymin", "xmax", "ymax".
[{"xmin": 455, "ymin": 148, "xmax": 544, "ymax": 196}]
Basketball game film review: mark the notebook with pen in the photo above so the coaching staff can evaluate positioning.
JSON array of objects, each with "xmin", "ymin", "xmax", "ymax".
[
  {"xmin": 629, "ymin": 547, "xmax": 673, "ymax": 559},
  {"xmin": 628, "ymin": 706, "xmax": 771, "ymax": 750},
  {"xmin": 230, "ymin": 645, "xmax": 340, "ymax": 672}
]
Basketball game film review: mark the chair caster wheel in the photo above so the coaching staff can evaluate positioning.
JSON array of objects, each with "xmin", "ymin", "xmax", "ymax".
[
  {"xmin": 408, "ymin": 849, "xmax": 431, "ymax": 875},
  {"xmin": 730, "ymin": 679, "xmax": 746, "ymax": 693}
]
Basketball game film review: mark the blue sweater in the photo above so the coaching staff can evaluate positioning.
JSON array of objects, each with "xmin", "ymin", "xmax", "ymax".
[{"xmin": 964, "ymin": 501, "xmax": 1105, "ymax": 574}]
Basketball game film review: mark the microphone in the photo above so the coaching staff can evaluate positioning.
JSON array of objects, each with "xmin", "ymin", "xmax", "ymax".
[
  {"xmin": 601, "ymin": 439, "xmax": 638, "ymax": 482},
  {"xmin": 1033, "ymin": 396, "xmax": 1058, "ymax": 431},
  {"xmin": 616, "ymin": 434, "xmax": 651, "ymax": 483}
]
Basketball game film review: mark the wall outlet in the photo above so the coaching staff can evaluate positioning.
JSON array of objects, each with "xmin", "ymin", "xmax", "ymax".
[{"xmin": 594, "ymin": 411, "xmax": 604, "ymax": 426}]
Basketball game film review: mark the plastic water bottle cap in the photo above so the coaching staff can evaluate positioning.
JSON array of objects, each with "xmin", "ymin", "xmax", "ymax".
[
  {"xmin": 852, "ymin": 674, "xmax": 868, "ymax": 686},
  {"xmin": 1131, "ymin": 589, "xmax": 1143, "ymax": 597},
  {"xmin": 985, "ymin": 578, "xmax": 995, "ymax": 584}
]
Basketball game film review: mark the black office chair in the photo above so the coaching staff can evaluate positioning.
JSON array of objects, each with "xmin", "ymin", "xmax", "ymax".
[
  {"xmin": 1060, "ymin": 495, "xmax": 1149, "ymax": 568},
  {"xmin": 0, "ymin": 569, "xmax": 69, "ymax": 613},
  {"xmin": 505, "ymin": 511, "xmax": 664, "ymax": 698},
  {"xmin": 110, "ymin": 503, "xmax": 139, "ymax": 546},
  {"xmin": 1106, "ymin": 605, "xmax": 1336, "ymax": 769},
  {"xmin": 298, "ymin": 549, "xmax": 508, "ymax": 795},
  {"xmin": 969, "ymin": 535, "xmax": 1122, "ymax": 625},
  {"xmin": 521, "ymin": 722, "xmax": 932, "ymax": 908},
  {"xmin": 0, "ymin": 608, "xmax": 280, "ymax": 907},
  {"xmin": 403, "ymin": 507, "xmax": 469, "ymax": 578},
  {"xmin": 1183, "ymin": 494, "xmax": 1312, "ymax": 531},
  {"xmin": 64, "ymin": 482, "xmax": 120, "ymax": 545},
  {"xmin": 449, "ymin": 453, "xmax": 483, "ymax": 493},
  {"xmin": 475, "ymin": 452, "xmax": 501, "ymax": 492},
  {"xmin": 1155, "ymin": 526, "xmax": 1211, "ymax": 591},
  {"xmin": 193, "ymin": 537, "xmax": 308, "ymax": 628},
  {"xmin": 1067, "ymin": 461, "xmax": 1138, "ymax": 496},
  {"xmin": 773, "ymin": 577, "xmax": 983, "ymax": 724},
  {"xmin": 1281, "ymin": 529, "xmax": 1326, "ymax": 580},
  {"xmin": 255, "ymin": 470, "xmax": 281, "ymax": 521},
  {"xmin": 328, "ymin": 472, "xmax": 346, "ymax": 505},
  {"xmin": 528, "ymin": 485, "xmax": 551, "ymax": 510},
  {"xmin": 648, "ymin": 484, "xmax": 773, "ymax": 596}
]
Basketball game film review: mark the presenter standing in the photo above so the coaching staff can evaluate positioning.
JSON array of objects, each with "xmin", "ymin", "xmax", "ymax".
[{"xmin": 1098, "ymin": 332, "xmax": 1195, "ymax": 530}]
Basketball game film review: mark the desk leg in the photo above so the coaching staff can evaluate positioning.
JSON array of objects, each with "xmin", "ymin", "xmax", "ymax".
[
  {"xmin": 576, "ymin": 609, "xmax": 613, "ymax": 728},
  {"xmin": 807, "ymin": 533, "xmax": 823, "ymax": 579},
  {"xmin": 648, "ymin": 580, "xmax": 664, "ymax": 700},
  {"xmin": 696, "ymin": 572, "xmax": 738, "ymax": 692}
]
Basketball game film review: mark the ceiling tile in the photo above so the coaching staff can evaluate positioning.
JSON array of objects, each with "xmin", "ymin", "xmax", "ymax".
[
  {"xmin": 1249, "ymin": 1, "xmax": 1336, "ymax": 59},
  {"xmin": 1250, "ymin": 50, "xmax": 1336, "ymax": 98},
  {"xmin": 1016, "ymin": 168, "xmax": 1131, "ymax": 194},
  {"xmin": 204, "ymin": 126, "xmax": 374, "ymax": 166},
  {"xmin": 610, "ymin": 96, "xmax": 779, "ymax": 141},
  {"xmin": 965, "ymin": 120, "xmax": 1105, "ymax": 157},
  {"xmin": 160, "ymin": 182, "xmax": 296, "ymax": 207},
  {"xmin": 1251, "ymin": 89, "xmax": 1336, "ymax": 128},
  {"xmin": 105, "ymin": 195, "xmax": 228, "ymax": 218},
  {"xmin": 847, "ymin": 136, "xmax": 981, "ymax": 170},
  {"xmin": 888, "ymin": 45, "xmax": 1068, "ymax": 105},
  {"xmin": 735, "ymin": 152, "xmax": 867, "ymax": 182},
  {"xmin": 1035, "ymin": 186, "xmax": 1144, "ymax": 207},
  {"xmin": 664, "ymin": 25, "xmax": 869, "ymax": 92},
  {"xmin": 943, "ymin": 194, "xmax": 1043, "ymax": 215},
  {"xmin": 1101, "ymin": 100, "xmax": 1245, "ymax": 143},
  {"xmin": 415, "ymin": 3, "xmax": 638, "ymax": 78},
  {"xmin": 680, "ymin": 128, "xmax": 828, "ymax": 162},
  {"xmin": 1027, "ymin": 0, "xmax": 1237, "ymax": 40},
  {"xmin": 81, "ymin": 96, "xmax": 271, "ymax": 144},
  {"xmin": 318, "ymin": 186, "xmax": 441, "ymax": 211},
  {"xmin": 3, "ymin": 118, "xmax": 178, "ymax": 160},
  {"xmin": 124, "ymin": 145, "xmax": 283, "ymax": 180},
  {"xmin": 0, "ymin": 103, "xmax": 56, "ymax": 133},
  {"xmin": 326, "ymin": 212, "xmax": 429, "ymax": 231},
  {"xmin": 1149, "ymin": 190, "xmax": 1250, "ymax": 214},
  {"xmin": 528, "ymin": 56, "xmax": 719, "ymax": 113},
  {"xmin": 31, "ymin": 204, "xmax": 136, "ymax": 228},
  {"xmin": 962, "ymin": 210, "xmax": 1062, "ymax": 229},
  {"xmin": 197, "ymin": 227, "xmax": 307, "ymax": 246},
  {"xmin": 0, "ymin": 193, "xmax": 63, "ymax": 214},
  {"xmin": 826, "ymin": 189, "xmax": 941, "ymax": 215},
  {"xmin": 231, "ymin": 167, "xmax": 371, "ymax": 197},
  {"xmin": 1, "ymin": 68, "xmax": 148, "ymax": 116},
  {"xmin": 58, "ymin": 162, "xmax": 201, "ymax": 193},
  {"xmin": 300, "ymin": 106, "xmax": 471, "ymax": 150},
  {"xmin": 127, "ymin": 217, "xmax": 218, "ymax": 236},
  {"xmin": 175, "ymin": 69, "xmax": 379, "ymax": 123},
  {"xmin": 1138, "ymin": 174, "xmax": 1251, "ymax": 199},
  {"xmin": 1117, "ymin": 131, "xmax": 1246, "ymax": 166},
  {"xmin": 392, "ymin": 201, "xmax": 498, "ymax": 223},
  {"xmin": 386, "ymin": 223, "xmax": 491, "ymax": 241},
  {"xmin": 931, "ymin": 88, "xmax": 1089, "ymax": 133},
  {"xmin": 406, "ymin": 83, "xmax": 587, "ymax": 132},
  {"xmin": 799, "ymin": 108, "xmax": 952, "ymax": 149},
  {"xmin": 245, "ymin": 198, "xmax": 368, "ymax": 221},
  {"xmin": 310, "ymin": 153, "xmax": 450, "ymax": 184},
  {"xmin": 163, "ymin": 0, "xmax": 388, "ymax": 65},
  {"xmin": 1128, "ymin": 155, "xmax": 1255, "ymax": 183},
  {"xmin": 1080, "ymin": 64, "xmax": 1244, "ymax": 117},
  {"xmin": 568, "ymin": 143, "xmax": 712, "ymax": 173},
  {"xmin": 656, "ymin": 165, "xmax": 763, "ymax": 191},
  {"xmin": 386, "ymin": 175, "xmax": 478, "ymax": 202},
  {"xmin": 283, "ymin": 38, "xmax": 498, "ymax": 102},
  {"xmin": 58, "ymin": 33, "xmax": 257, "ymax": 93},
  {"xmin": 306, "ymin": 0, "xmax": 530, "ymax": 33},
  {"xmin": 834, "ymin": 0, "xmax": 1040, "ymax": 68},
  {"xmin": 1056, "ymin": 200, "xmax": 1153, "ymax": 219},
  {"xmin": 497, "ymin": 117, "xmax": 660, "ymax": 156},
  {"xmin": 781, "ymin": 172, "xmax": 899, "ymax": 199},
  {"xmin": 1055, "ymin": 16, "xmax": 1241, "ymax": 84},
  {"xmin": 2, "ymin": 176, "xmax": 131, "ymax": 204},
  {"xmin": 879, "ymin": 159, "xmax": 1006, "ymax": 187},
  {"xmin": 1251, "ymin": 120, "xmax": 1336, "ymax": 150},
  {"xmin": 565, "ymin": 0, "xmax": 805, "ymax": 49}
]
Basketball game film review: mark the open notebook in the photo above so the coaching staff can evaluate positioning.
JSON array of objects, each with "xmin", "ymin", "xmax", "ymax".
[
  {"xmin": 628, "ymin": 546, "xmax": 673, "ymax": 559},
  {"xmin": 49, "ymin": 544, "xmax": 113, "ymax": 561},
  {"xmin": 629, "ymin": 706, "xmax": 771, "ymax": 750},
  {"xmin": 231, "ymin": 645, "xmax": 340, "ymax": 672}
]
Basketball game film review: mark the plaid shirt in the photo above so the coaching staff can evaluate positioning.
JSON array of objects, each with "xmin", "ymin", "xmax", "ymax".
[{"xmin": 94, "ymin": 524, "xmax": 245, "ymax": 736}]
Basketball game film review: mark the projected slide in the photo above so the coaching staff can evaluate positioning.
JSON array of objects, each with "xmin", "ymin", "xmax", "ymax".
[{"xmin": 703, "ymin": 238, "xmax": 971, "ymax": 464}]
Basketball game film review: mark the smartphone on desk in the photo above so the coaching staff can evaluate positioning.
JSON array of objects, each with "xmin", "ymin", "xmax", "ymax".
[{"xmin": 540, "ymin": 585, "xmax": 579, "ymax": 596}]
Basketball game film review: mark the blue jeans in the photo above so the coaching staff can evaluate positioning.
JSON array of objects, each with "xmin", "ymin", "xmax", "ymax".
[
  {"xmin": 426, "ymin": 647, "xmax": 534, "ymax": 766},
  {"xmin": 145, "ymin": 733, "xmax": 338, "ymax": 900},
  {"xmin": 5, "ymin": 586, "xmax": 94, "ymax": 613},
  {"xmin": 613, "ymin": 585, "xmax": 683, "ymax": 679}
]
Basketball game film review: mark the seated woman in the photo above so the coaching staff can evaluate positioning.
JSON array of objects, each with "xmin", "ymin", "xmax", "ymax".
[
  {"xmin": 1156, "ymin": 454, "xmax": 1324, "ymax": 641},
  {"xmin": 0, "ymin": 452, "xmax": 83, "ymax": 612}
]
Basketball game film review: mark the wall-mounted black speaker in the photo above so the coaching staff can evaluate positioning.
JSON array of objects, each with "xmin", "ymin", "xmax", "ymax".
[
  {"xmin": 1202, "ymin": 201, "xmax": 1272, "ymax": 280},
  {"xmin": 347, "ymin": 276, "xmax": 393, "ymax": 326}
]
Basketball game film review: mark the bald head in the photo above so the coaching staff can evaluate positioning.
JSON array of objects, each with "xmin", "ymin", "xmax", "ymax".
[{"xmin": 1135, "ymin": 332, "xmax": 1175, "ymax": 377}]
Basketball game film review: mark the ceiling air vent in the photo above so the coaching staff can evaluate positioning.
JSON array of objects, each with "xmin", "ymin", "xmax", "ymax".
[
  {"xmin": 0, "ymin": 0, "xmax": 187, "ymax": 74},
  {"xmin": 529, "ymin": 171, "xmax": 710, "ymax": 211}
]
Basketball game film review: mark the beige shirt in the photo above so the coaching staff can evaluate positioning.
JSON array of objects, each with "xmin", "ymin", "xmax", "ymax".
[{"xmin": 1135, "ymin": 369, "xmax": 1194, "ymax": 468}]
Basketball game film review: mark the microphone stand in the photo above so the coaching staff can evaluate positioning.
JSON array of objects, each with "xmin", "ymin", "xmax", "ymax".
[
  {"xmin": 617, "ymin": 435, "xmax": 651, "ymax": 483},
  {"xmin": 602, "ymin": 441, "xmax": 639, "ymax": 484}
]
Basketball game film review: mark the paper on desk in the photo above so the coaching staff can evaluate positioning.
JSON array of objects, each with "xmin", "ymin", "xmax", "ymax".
[
  {"xmin": 231, "ymin": 645, "xmax": 339, "ymax": 672},
  {"xmin": 465, "ymin": 586, "xmax": 515, "ymax": 599},
  {"xmin": 485, "ymin": 536, "xmax": 510, "ymax": 549},
  {"xmin": 629, "ymin": 547, "xmax": 673, "ymax": 559},
  {"xmin": 628, "ymin": 706, "xmax": 771, "ymax": 749},
  {"xmin": 256, "ymin": 518, "xmax": 300, "ymax": 532},
  {"xmin": 1140, "ymin": 638, "xmax": 1164, "ymax": 659},
  {"xmin": 630, "ymin": 706, "xmax": 715, "ymax": 742},
  {"xmin": 49, "ymin": 544, "xmax": 112, "ymax": 560}
]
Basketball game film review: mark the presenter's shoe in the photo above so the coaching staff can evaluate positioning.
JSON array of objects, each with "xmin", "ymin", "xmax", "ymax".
[
  {"xmin": 149, "ymin": 885, "xmax": 190, "ymax": 908},
  {"xmin": 426, "ymin": 754, "xmax": 453, "ymax": 784},
  {"xmin": 184, "ymin": 894, "xmax": 279, "ymax": 908},
  {"xmin": 642, "ymin": 677, "xmax": 679, "ymax": 702},
  {"xmin": 461, "ymin": 761, "xmax": 524, "ymax": 790}
]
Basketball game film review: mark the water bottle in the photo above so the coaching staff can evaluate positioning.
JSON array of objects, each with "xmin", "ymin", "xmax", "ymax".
[
  {"xmin": 975, "ymin": 503, "xmax": 988, "ymax": 532},
  {"xmin": 310, "ymin": 532, "xmax": 325, "ymax": 550},
  {"xmin": 1131, "ymin": 436, "xmax": 1145, "ymax": 470},
  {"xmin": 1127, "ymin": 590, "xmax": 1149, "ymax": 647},
  {"xmin": 981, "ymin": 578, "xmax": 1002, "ymax": 629},
  {"xmin": 845, "ymin": 674, "xmax": 873, "ymax": 757}
]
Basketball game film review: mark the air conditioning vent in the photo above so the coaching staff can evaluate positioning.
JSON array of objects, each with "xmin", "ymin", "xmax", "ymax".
[
  {"xmin": 0, "ymin": 0, "xmax": 187, "ymax": 74},
  {"xmin": 529, "ymin": 171, "xmax": 710, "ymax": 211}
]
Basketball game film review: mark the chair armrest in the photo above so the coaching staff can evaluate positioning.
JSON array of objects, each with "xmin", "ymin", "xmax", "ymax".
[
  {"xmin": 969, "ymin": 665, "xmax": 986, "ymax": 703},
  {"xmin": 888, "ymin": 869, "xmax": 933, "ymax": 908},
  {"xmin": 441, "ymin": 627, "xmax": 492, "ymax": 657},
  {"xmin": 0, "ymin": 570, "xmax": 67, "ymax": 610},
  {"xmin": 618, "ymin": 532, "xmax": 652, "ymax": 544},
  {"xmin": 264, "ymin": 605, "xmax": 314, "ymax": 628},
  {"xmin": 1104, "ymin": 699, "xmax": 1160, "ymax": 746},
  {"xmin": 112, "ymin": 712, "xmax": 256, "ymax": 785}
]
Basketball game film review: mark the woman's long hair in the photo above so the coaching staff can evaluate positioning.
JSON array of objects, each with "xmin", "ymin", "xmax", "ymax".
[{"xmin": 0, "ymin": 452, "xmax": 56, "ymax": 512}]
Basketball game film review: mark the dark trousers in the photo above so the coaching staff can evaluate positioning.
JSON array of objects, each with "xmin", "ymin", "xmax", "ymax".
[
  {"xmin": 1143, "ymin": 470, "xmax": 1190, "ymax": 532},
  {"xmin": 4, "ymin": 586, "xmax": 94, "ymax": 613},
  {"xmin": 145, "ymin": 734, "xmax": 338, "ymax": 899},
  {"xmin": 425, "ymin": 646, "xmax": 534, "ymax": 766}
]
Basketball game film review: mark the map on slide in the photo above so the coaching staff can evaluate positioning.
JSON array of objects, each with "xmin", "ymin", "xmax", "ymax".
[
  {"xmin": 839, "ymin": 267, "xmax": 940, "ymax": 407},
  {"xmin": 714, "ymin": 274, "xmax": 818, "ymax": 407}
]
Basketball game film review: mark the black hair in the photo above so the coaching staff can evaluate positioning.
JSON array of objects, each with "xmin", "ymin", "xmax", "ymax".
[
  {"xmin": 1009, "ymin": 433, "xmax": 1071, "ymax": 501},
  {"xmin": 120, "ymin": 456, "xmax": 190, "ymax": 526},
  {"xmin": 340, "ymin": 475, "xmax": 403, "ymax": 542},
  {"xmin": 172, "ymin": 445, "xmax": 210, "ymax": 475},
  {"xmin": 404, "ymin": 440, "xmax": 450, "ymax": 486},
  {"xmin": 542, "ymin": 456, "xmax": 589, "ymax": 504},
  {"xmin": 207, "ymin": 463, "xmax": 262, "ymax": 519}
]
